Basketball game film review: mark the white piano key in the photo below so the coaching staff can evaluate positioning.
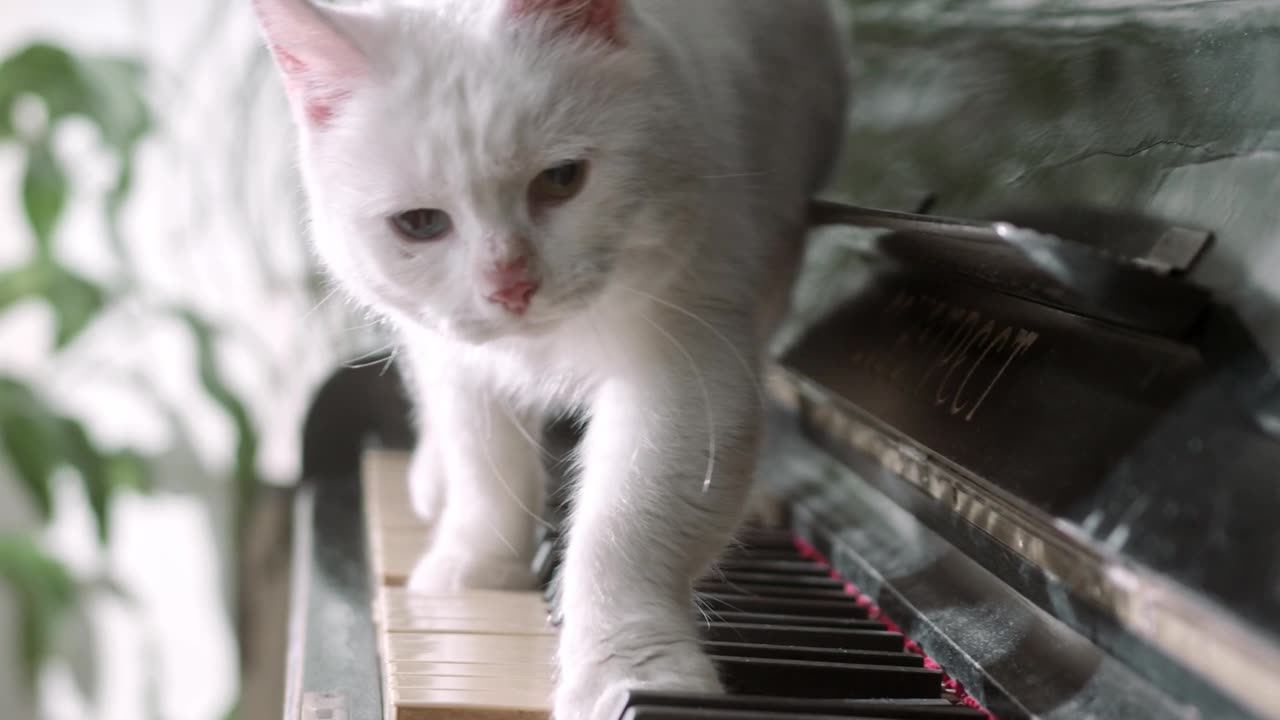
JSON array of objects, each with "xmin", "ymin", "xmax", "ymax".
[
  {"xmin": 364, "ymin": 451, "xmax": 558, "ymax": 720},
  {"xmin": 363, "ymin": 452, "xmax": 429, "ymax": 529},
  {"xmin": 383, "ymin": 633, "xmax": 558, "ymax": 664},
  {"xmin": 382, "ymin": 615, "xmax": 557, "ymax": 636},
  {"xmin": 387, "ymin": 687, "xmax": 551, "ymax": 720},
  {"xmin": 390, "ymin": 675, "xmax": 554, "ymax": 694},
  {"xmin": 388, "ymin": 661, "xmax": 556, "ymax": 679},
  {"xmin": 380, "ymin": 589, "xmax": 549, "ymax": 612},
  {"xmin": 377, "ymin": 590, "xmax": 553, "ymax": 631}
]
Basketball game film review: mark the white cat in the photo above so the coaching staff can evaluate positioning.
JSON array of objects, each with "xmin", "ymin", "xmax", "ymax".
[{"xmin": 253, "ymin": 0, "xmax": 848, "ymax": 716}]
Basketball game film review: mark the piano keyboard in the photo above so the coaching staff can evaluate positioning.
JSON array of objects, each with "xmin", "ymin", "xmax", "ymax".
[{"xmin": 361, "ymin": 450, "xmax": 992, "ymax": 720}]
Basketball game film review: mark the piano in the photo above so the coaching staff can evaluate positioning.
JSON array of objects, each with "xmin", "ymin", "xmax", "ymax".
[{"xmin": 246, "ymin": 2, "xmax": 1280, "ymax": 720}]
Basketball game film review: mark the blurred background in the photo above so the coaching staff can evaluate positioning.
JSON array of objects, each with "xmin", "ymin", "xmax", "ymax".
[
  {"xmin": 2, "ymin": 1, "xmax": 1277, "ymax": 719},
  {"xmin": 0, "ymin": 2, "xmax": 374, "ymax": 719}
]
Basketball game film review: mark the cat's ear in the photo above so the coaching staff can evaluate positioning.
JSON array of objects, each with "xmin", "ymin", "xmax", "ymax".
[
  {"xmin": 510, "ymin": 0, "xmax": 623, "ymax": 42},
  {"xmin": 253, "ymin": 0, "xmax": 369, "ymax": 128}
]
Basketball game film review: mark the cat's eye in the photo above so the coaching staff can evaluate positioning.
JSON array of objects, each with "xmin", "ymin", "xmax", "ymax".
[
  {"xmin": 530, "ymin": 160, "xmax": 588, "ymax": 205},
  {"xmin": 390, "ymin": 208, "xmax": 453, "ymax": 241}
]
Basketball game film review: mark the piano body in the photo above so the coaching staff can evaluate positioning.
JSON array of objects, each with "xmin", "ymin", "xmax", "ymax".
[{"xmin": 254, "ymin": 2, "xmax": 1280, "ymax": 719}]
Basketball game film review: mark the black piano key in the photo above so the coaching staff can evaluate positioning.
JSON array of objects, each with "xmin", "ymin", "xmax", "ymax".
[
  {"xmin": 712, "ymin": 655, "xmax": 942, "ymax": 699},
  {"xmin": 621, "ymin": 710, "xmax": 884, "ymax": 720},
  {"xmin": 623, "ymin": 709, "xmax": 969, "ymax": 720},
  {"xmin": 704, "ymin": 623, "xmax": 903, "ymax": 652},
  {"xmin": 705, "ymin": 641, "xmax": 923, "ymax": 667},
  {"xmin": 707, "ymin": 572, "xmax": 847, "ymax": 591},
  {"xmin": 698, "ymin": 593, "xmax": 871, "ymax": 619},
  {"xmin": 734, "ymin": 529, "xmax": 800, "ymax": 551},
  {"xmin": 622, "ymin": 705, "xmax": 983, "ymax": 720},
  {"xmin": 707, "ymin": 611, "xmax": 884, "ymax": 630},
  {"xmin": 613, "ymin": 692, "xmax": 986, "ymax": 719},
  {"xmin": 714, "ymin": 559, "xmax": 833, "ymax": 577},
  {"xmin": 722, "ymin": 548, "xmax": 810, "ymax": 562},
  {"xmin": 697, "ymin": 582, "xmax": 855, "ymax": 601}
]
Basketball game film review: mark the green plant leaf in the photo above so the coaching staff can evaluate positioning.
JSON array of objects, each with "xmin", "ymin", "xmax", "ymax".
[
  {"xmin": 45, "ymin": 267, "xmax": 106, "ymax": 349},
  {"xmin": 0, "ymin": 262, "xmax": 107, "ymax": 349},
  {"xmin": 0, "ymin": 262, "xmax": 47, "ymax": 310},
  {"xmin": 0, "ymin": 45, "xmax": 88, "ymax": 129},
  {"xmin": 103, "ymin": 162, "xmax": 134, "ymax": 263},
  {"xmin": 0, "ymin": 535, "xmax": 78, "ymax": 685},
  {"xmin": 22, "ymin": 137, "xmax": 66, "ymax": 255},
  {"xmin": 0, "ymin": 379, "xmax": 60, "ymax": 519},
  {"xmin": 104, "ymin": 450, "xmax": 150, "ymax": 494},
  {"xmin": 175, "ymin": 312, "xmax": 259, "ymax": 503},
  {"xmin": 72, "ymin": 56, "xmax": 150, "ymax": 155},
  {"xmin": 0, "ymin": 413, "xmax": 57, "ymax": 519},
  {"xmin": 0, "ymin": 42, "xmax": 151, "ymax": 276},
  {"xmin": 0, "ymin": 44, "xmax": 150, "ymax": 149},
  {"xmin": 57, "ymin": 418, "xmax": 112, "ymax": 542},
  {"xmin": 0, "ymin": 377, "xmax": 142, "ymax": 541}
]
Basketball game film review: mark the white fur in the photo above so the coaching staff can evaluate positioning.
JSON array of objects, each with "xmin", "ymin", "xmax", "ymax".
[{"xmin": 255, "ymin": 1, "xmax": 848, "ymax": 717}]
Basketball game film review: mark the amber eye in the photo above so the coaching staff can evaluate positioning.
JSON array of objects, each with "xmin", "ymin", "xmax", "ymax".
[
  {"xmin": 530, "ymin": 160, "xmax": 588, "ymax": 205},
  {"xmin": 390, "ymin": 209, "xmax": 452, "ymax": 241}
]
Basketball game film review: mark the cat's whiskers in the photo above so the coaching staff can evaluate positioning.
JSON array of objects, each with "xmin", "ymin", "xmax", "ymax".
[
  {"xmin": 302, "ymin": 287, "xmax": 341, "ymax": 322},
  {"xmin": 481, "ymin": 398, "xmax": 556, "ymax": 534},
  {"xmin": 503, "ymin": 404, "xmax": 558, "ymax": 462},
  {"xmin": 692, "ymin": 597, "xmax": 714, "ymax": 629},
  {"xmin": 635, "ymin": 313, "xmax": 717, "ymax": 495},
  {"xmin": 342, "ymin": 342, "xmax": 398, "ymax": 370},
  {"xmin": 616, "ymin": 285, "xmax": 765, "ymax": 407},
  {"xmin": 378, "ymin": 348, "xmax": 399, "ymax": 377},
  {"xmin": 581, "ymin": 301, "xmax": 623, "ymax": 372},
  {"xmin": 342, "ymin": 317, "xmax": 386, "ymax": 333},
  {"xmin": 481, "ymin": 515, "xmax": 519, "ymax": 559},
  {"xmin": 692, "ymin": 592, "xmax": 731, "ymax": 628}
]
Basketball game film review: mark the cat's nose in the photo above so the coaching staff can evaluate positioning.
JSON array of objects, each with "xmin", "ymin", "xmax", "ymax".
[
  {"xmin": 487, "ymin": 280, "xmax": 539, "ymax": 315},
  {"xmin": 484, "ymin": 256, "xmax": 539, "ymax": 315}
]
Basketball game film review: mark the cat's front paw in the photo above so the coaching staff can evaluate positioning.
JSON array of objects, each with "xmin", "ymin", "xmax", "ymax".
[
  {"xmin": 554, "ymin": 638, "xmax": 721, "ymax": 720},
  {"xmin": 407, "ymin": 547, "xmax": 536, "ymax": 593}
]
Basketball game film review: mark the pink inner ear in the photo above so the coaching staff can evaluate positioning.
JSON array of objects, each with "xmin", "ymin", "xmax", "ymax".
[
  {"xmin": 271, "ymin": 46, "xmax": 348, "ymax": 126},
  {"xmin": 511, "ymin": 0, "xmax": 622, "ymax": 41},
  {"xmin": 254, "ymin": 0, "xmax": 368, "ymax": 128}
]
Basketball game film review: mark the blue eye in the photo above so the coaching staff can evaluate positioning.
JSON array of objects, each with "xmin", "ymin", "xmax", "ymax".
[{"xmin": 390, "ymin": 209, "xmax": 452, "ymax": 241}]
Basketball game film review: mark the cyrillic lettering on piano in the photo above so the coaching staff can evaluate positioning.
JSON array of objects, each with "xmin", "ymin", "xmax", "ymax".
[{"xmin": 850, "ymin": 289, "xmax": 1041, "ymax": 424}]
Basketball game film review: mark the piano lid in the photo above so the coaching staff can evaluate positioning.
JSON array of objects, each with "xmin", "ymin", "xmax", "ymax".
[
  {"xmin": 772, "ymin": 198, "xmax": 1280, "ymax": 718},
  {"xmin": 773, "ymin": 191, "xmax": 1280, "ymax": 717},
  {"xmin": 817, "ymin": 0, "xmax": 1280, "ymax": 367},
  {"xmin": 776, "ymin": 10, "xmax": 1280, "ymax": 711}
]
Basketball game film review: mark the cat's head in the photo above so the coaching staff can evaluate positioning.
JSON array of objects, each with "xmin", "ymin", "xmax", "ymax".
[{"xmin": 255, "ymin": 0, "xmax": 681, "ymax": 344}]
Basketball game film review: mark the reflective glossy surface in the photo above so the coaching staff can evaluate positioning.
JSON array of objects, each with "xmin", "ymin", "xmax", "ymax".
[
  {"xmin": 810, "ymin": 0, "xmax": 1280, "ymax": 361},
  {"xmin": 774, "ymin": 4, "xmax": 1280, "ymax": 718}
]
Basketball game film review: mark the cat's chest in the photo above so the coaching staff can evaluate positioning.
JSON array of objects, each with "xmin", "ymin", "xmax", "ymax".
[{"xmin": 463, "ymin": 332, "xmax": 607, "ymax": 411}]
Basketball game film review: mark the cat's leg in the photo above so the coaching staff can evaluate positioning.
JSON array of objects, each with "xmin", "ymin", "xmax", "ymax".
[
  {"xmin": 407, "ymin": 421, "xmax": 446, "ymax": 523},
  {"xmin": 399, "ymin": 350, "xmax": 446, "ymax": 523},
  {"xmin": 406, "ymin": 373, "xmax": 546, "ymax": 592},
  {"xmin": 554, "ymin": 327, "xmax": 759, "ymax": 719}
]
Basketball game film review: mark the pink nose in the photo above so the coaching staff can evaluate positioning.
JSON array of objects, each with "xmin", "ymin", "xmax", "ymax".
[
  {"xmin": 488, "ymin": 281, "xmax": 539, "ymax": 315},
  {"xmin": 484, "ymin": 256, "xmax": 539, "ymax": 315}
]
